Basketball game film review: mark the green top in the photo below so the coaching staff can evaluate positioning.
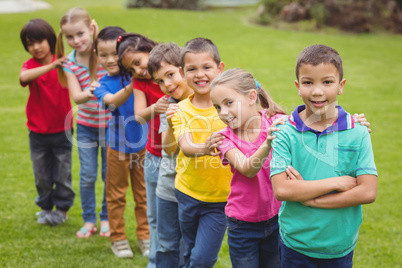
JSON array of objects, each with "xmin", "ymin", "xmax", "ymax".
[{"xmin": 270, "ymin": 105, "xmax": 377, "ymax": 259}]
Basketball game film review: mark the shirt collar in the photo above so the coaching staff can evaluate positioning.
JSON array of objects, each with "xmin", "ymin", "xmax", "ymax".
[
  {"xmin": 168, "ymin": 96, "xmax": 180, "ymax": 103},
  {"xmin": 289, "ymin": 105, "xmax": 354, "ymax": 134}
]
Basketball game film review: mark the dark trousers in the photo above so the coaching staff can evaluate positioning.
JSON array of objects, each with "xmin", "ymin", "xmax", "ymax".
[{"xmin": 29, "ymin": 129, "xmax": 75, "ymax": 211}]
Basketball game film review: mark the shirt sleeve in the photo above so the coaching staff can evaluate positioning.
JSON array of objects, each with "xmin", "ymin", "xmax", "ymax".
[
  {"xmin": 270, "ymin": 125, "xmax": 291, "ymax": 178},
  {"xmin": 171, "ymin": 108, "xmax": 189, "ymax": 142},
  {"xmin": 62, "ymin": 61, "xmax": 72, "ymax": 73},
  {"xmin": 159, "ymin": 113, "xmax": 168, "ymax": 134},
  {"xmin": 356, "ymin": 128, "xmax": 378, "ymax": 176},
  {"xmin": 133, "ymin": 79, "xmax": 145, "ymax": 92},
  {"xmin": 20, "ymin": 60, "xmax": 31, "ymax": 87},
  {"xmin": 218, "ymin": 135, "xmax": 237, "ymax": 166},
  {"xmin": 93, "ymin": 79, "xmax": 110, "ymax": 109}
]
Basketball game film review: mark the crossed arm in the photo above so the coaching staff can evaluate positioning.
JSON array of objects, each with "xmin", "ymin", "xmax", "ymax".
[{"xmin": 271, "ymin": 167, "xmax": 377, "ymax": 209}]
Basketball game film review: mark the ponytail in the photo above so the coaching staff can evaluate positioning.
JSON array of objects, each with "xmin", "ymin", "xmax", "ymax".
[
  {"xmin": 257, "ymin": 87, "xmax": 286, "ymax": 117},
  {"xmin": 89, "ymin": 19, "xmax": 99, "ymax": 82},
  {"xmin": 116, "ymin": 34, "xmax": 131, "ymax": 88},
  {"xmin": 56, "ymin": 30, "xmax": 67, "ymax": 87}
]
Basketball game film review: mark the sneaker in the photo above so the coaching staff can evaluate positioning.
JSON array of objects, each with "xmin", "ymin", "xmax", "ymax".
[
  {"xmin": 138, "ymin": 239, "xmax": 150, "ymax": 257},
  {"xmin": 37, "ymin": 210, "xmax": 51, "ymax": 224},
  {"xmin": 45, "ymin": 210, "xmax": 68, "ymax": 226},
  {"xmin": 111, "ymin": 239, "xmax": 134, "ymax": 258}
]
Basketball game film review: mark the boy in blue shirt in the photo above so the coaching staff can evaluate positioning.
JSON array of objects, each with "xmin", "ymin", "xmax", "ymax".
[
  {"xmin": 93, "ymin": 27, "xmax": 150, "ymax": 258},
  {"xmin": 270, "ymin": 44, "xmax": 377, "ymax": 267}
]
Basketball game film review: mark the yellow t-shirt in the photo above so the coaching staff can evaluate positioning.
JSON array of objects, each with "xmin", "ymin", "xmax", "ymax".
[{"xmin": 172, "ymin": 95, "xmax": 232, "ymax": 202}]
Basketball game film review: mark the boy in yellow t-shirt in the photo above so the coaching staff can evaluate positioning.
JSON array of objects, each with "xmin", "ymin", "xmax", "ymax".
[{"xmin": 170, "ymin": 37, "xmax": 232, "ymax": 267}]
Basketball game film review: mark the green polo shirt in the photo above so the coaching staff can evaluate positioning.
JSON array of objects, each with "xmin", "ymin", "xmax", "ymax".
[{"xmin": 270, "ymin": 105, "xmax": 377, "ymax": 259}]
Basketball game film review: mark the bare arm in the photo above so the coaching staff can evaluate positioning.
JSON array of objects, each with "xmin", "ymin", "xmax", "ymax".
[
  {"xmin": 222, "ymin": 120, "xmax": 283, "ymax": 178},
  {"xmin": 271, "ymin": 170, "xmax": 357, "ymax": 202},
  {"xmin": 162, "ymin": 104, "xmax": 179, "ymax": 155},
  {"xmin": 20, "ymin": 57, "xmax": 66, "ymax": 84},
  {"xmin": 133, "ymin": 89, "xmax": 149, "ymax": 124},
  {"xmin": 162, "ymin": 127, "xmax": 178, "ymax": 155},
  {"xmin": 102, "ymin": 82, "xmax": 133, "ymax": 108},
  {"xmin": 65, "ymin": 71, "xmax": 94, "ymax": 104},
  {"xmin": 302, "ymin": 174, "xmax": 377, "ymax": 208},
  {"xmin": 133, "ymin": 89, "xmax": 169, "ymax": 124},
  {"xmin": 178, "ymin": 133, "xmax": 209, "ymax": 157},
  {"xmin": 224, "ymin": 146, "xmax": 270, "ymax": 178}
]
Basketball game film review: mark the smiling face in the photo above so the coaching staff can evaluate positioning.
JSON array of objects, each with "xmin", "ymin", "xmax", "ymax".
[
  {"xmin": 120, "ymin": 51, "xmax": 151, "ymax": 80},
  {"xmin": 211, "ymin": 84, "xmax": 257, "ymax": 130},
  {"xmin": 152, "ymin": 62, "xmax": 192, "ymax": 100},
  {"xmin": 97, "ymin": 39, "xmax": 119, "ymax": 76},
  {"xmin": 26, "ymin": 39, "xmax": 52, "ymax": 64},
  {"xmin": 62, "ymin": 21, "xmax": 93, "ymax": 53},
  {"xmin": 182, "ymin": 52, "xmax": 224, "ymax": 96},
  {"xmin": 295, "ymin": 63, "xmax": 345, "ymax": 118}
]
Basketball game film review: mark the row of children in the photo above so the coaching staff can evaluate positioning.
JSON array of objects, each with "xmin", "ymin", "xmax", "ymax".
[{"xmin": 20, "ymin": 5, "xmax": 377, "ymax": 268}]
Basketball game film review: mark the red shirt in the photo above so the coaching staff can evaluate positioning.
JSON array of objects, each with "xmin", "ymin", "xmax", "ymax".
[
  {"xmin": 133, "ymin": 78, "xmax": 165, "ymax": 157},
  {"xmin": 20, "ymin": 56, "xmax": 73, "ymax": 134}
]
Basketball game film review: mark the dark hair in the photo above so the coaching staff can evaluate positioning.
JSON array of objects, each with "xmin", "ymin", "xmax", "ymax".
[
  {"xmin": 210, "ymin": 68, "xmax": 286, "ymax": 117},
  {"xmin": 20, "ymin": 18, "xmax": 56, "ymax": 54},
  {"xmin": 296, "ymin": 44, "xmax": 343, "ymax": 81},
  {"xmin": 181, "ymin": 37, "xmax": 220, "ymax": 69},
  {"xmin": 116, "ymin": 33, "xmax": 157, "ymax": 86},
  {"xmin": 148, "ymin": 42, "xmax": 181, "ymax": 78},
  {"xmin": 95, "ymin": 26, "xmax": 126, "ymax": 55}
]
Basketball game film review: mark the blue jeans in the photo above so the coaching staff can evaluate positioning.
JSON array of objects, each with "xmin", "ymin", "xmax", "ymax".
[
  {"xmin": 279, "ymin": 237, "xmax": 354, "ymax": 268},
  {"xmin": 156, "ymin": 196, "xmax": 185, "ymax": 268},
  {"xmin": 76, "ymin": 124, "xmax": 107, "ymax": 223},
  {"xmin": 144, "ymin": 150, "xmax": 161, "ymax": 268},
  {"xmin": 29, "ymin": 130, "xmax": 75, "ymax": 211},
  {"xmin": 227, "ymin": 215, "xmax": 280, "ymax": 268},
  {"xmin": 175, "ymin": 189, "xmax": 227, "ymax": 268}
]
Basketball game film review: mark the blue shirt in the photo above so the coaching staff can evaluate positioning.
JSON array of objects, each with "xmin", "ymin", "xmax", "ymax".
[
  {"xmin": 270, "ymin": 105, "xmax": 377, "ymax": 259},
  {"xmin": 94, "ymin": 74, "xmax": 148, "ymax": 153}
]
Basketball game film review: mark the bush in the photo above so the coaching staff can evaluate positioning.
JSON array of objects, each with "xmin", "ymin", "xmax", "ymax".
[
  {"xmin": 126, "ymin": 0, "xmax": 204, "ymax": 10},
  {"xmin": 256, "ymin": 0, "xmax": 402, "ymax": 34}
]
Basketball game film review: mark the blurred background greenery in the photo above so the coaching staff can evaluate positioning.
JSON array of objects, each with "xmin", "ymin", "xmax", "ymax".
[{"xmin": 0, "ymin": 0, "xmax": 401, "ymax": 267}]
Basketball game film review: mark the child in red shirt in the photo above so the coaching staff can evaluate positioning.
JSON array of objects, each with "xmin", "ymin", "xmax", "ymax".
[{"xmin": 19, "ymin": 18, "xmax": 75, "ymax": 226}]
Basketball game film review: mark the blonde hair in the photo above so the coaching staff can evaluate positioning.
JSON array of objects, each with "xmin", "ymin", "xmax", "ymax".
[
  {"xmin": 56, "ymin": 7, "xmax": 99, "ymax": 86},
  {"xmin": 210, "ymin": 68, "xmax": 285, "ymax": 117}
]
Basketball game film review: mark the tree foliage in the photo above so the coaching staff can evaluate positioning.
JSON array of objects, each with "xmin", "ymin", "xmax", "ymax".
[
  {"xmin": 257, "ymin": 0, "xmax": 402, "ymax": 33},
  {"xmin": 126, "ymin": 0, "xmax": 204, "ymax": 10}
]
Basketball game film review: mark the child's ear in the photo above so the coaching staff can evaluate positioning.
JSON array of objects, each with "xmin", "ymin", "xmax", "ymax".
[
  {"xmin": 218, "ymin": 61, "xmax": 225, "ymax": 74},
  {"xmin": 89, "ymin": 24, "xmax": 95, "ymax": 36},
  {"xmin": 295, "ymin": 80, "xmax": 301, "ymax": 96},
  {"xmin": 179, "ymin": 67, "xmax": 184, "ymax": 78},
  {"xmin": 249, "ymin": 89, "xmax": 257, "ymax": 105},
  {"xmin": 338, "ymin": 78, "xmax": 346, "ymax": 95}
]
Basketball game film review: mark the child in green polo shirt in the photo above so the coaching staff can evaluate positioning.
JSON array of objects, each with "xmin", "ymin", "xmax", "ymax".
[{"xmin": 270, "ymin": 44, "xmax": 378, "ymax": 267}]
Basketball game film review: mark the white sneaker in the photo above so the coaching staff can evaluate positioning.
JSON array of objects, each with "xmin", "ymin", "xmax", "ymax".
[
  {"xmin": 44, "ymin": 210, "xmax": 68, "ymax": 226},
  {"xmin": 36, "ymin": 210, "xmax": 51, "ymax": 225},
  {"xmin": 138, "ymin": 239, "xmax": 150, "ymax": 257},
  {"xmin": 111, "ymin": 239, "xmax": 134, "ymax": 258}
]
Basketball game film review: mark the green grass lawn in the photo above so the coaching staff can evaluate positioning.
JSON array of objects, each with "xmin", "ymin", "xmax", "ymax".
[{"xmin": 0, "ymin": 0, "xmax": 401, "ymax": 267}]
